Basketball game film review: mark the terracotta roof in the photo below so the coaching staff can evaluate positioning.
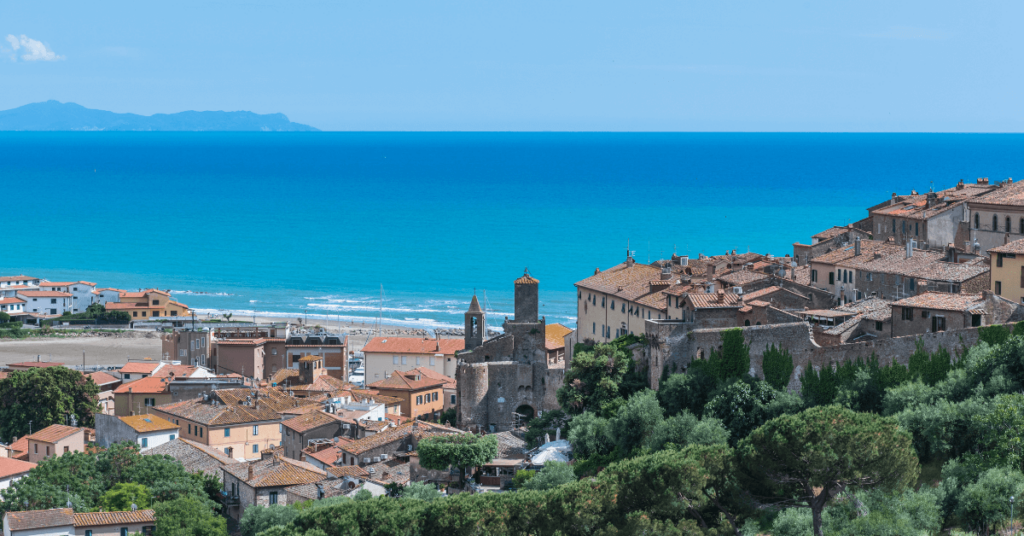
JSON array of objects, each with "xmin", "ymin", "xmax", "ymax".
[
  {"xmin": 871, "ymin": 183, "xmax": 994, "ymax": 221},
  {"xmin": 340, "ymin": 422, "xmax": 416, "ymax": 455},
  {"xmin": 297, "ymin": 355, "xmax": 322, "ymax": 362},
  {"xmin": 368, "ymin": 370, "xmax": 445, "ymax": 391},
  {"xmin": 970, "ymin": 180, "xmax": 1024, "ymax": 207},
  {"xmin": 812, "ymin": 241, "xmax": 906, "ymax": 266},
  {"xmin": 105, "ymin": 302, "xmax": 168, "ymax": 310},
  {"xmin": 544, "ymin": 323, "xmax": 573, "ymax": 351},
  {"xmin": 39, "ymin": 282, "xmax": 78, "ymax": 287},
  {"xmin": 146, "ymin": 438, "xmax": 240, "ymax": 474},
  {"xmin": 360, "ymin": 420, "xmax": 389, "ymax": 432},
  {"xmin": 836, "ymin": 297, "xmax": 892, "ymax": 322},
  {"xmin": 271, "ymin": 369, "xmax": 299, "ymax": 385},
  {"xmin": 217, "ymin": 338, "xmax": 267, "ymax": 346},
  {"xmin": 0, "ymin": 297, "xmax": 26, "ymax": 305},
  {"xmin": 891, "ymin": 292, "xmax": 989, "ymax": 313},
  {"xmin": 575, "ymin": 262, "xmax": 670, "ymax": 312},
  {"xmin": 288, "ymin": 375, "xmax": 351, "ymax": 393},
  {"xmin": 812, "ymin": 226, "xmax": 854, "ymax": 241},
  {"xmin": 282, "ymin": 411, "xmax": 339, "ymax": 433},
  {"xmin": 4, "ymin": 508, "xmax": 74, "ymax": 531},
  {"xmin": 493, "ymin": 431, "xmax": 527, "ymax": 459},
  {"xmin": 0, "ymin": 457, "xmax": 36, "ymax": 479},
  {"xmin": 0, "ymin": 275, "xmax": 39, "ymax": 283},
  {"xmin": 73, "ymin": 510, "xmax": 155, "ymax": 527},
  {"xmin": 361, "ymin": 337, "xmax": 465, "ymax": 355},
  {"xmin": 95, "ymin": 288, "xmax": 126, "ymax": 293},
  {"xmin": 26, "ymin": 425, "xmax": 82, "ymax": 444},
  {"xmin": 119, "ymin": 362, "xmax": 160, "ymax": 374},
  {"xmin": 405, "ymin": 367, "xmax": 456, "ymax": 390},
  {"xmin": 364, "ymin": 460, "xmax": 411, "ymax": 485},
  {"xmin": 687, "ymin": 291, "xmax": 743, "ymax": 309},
  {"xmin": 6, "ymin": 362, "xmax": 64, "ymax": 368},
  {"xmin": 86, "ymin": 371, "xmax": 119, "ymax": 386},
  {"xmin": 9, "ymin": 437, "xmax": 28, "ymax": 456},
  {"xmin": 717, "ymin": 270, "xmax": 769, "ymax": 286},
  {"xmin": 114, "ymin": 377, "xmax": 170, "ymax": 394},
  {"xmin": 353, "ymin": 393, "xmax": 403, "ymax": 406},
  {"xmin": 215, "ymin": 387, "xmax": 320, "ymax": 413},
  {"xmin": 151, "ymin": 365, "xmax": 198, "ymax": 378},
  {"xmin": 152, "ymin": 397, "xmax": 281, "ymax": 426},
  {"xmin": 990, "ymin": 238, "xmax": 1024, "ymax": 255},
  {"xmin": 16, "ymin": 290, "xmax": 71, "ymax": 298},
  {"xmin": 223, "ymin": 455, "xmax": 326, "ymax": 488},
  {"xmin": 327, "ymin": 465, "xmax": 370, "ymax": 478},
  {"xmin": 907, "ymin": 258, "xmax": 989, "ymax": 283},
  {"xmin": 119, "ymin": 414, "xmax": 179, "ymax": 433},
  {"xmin": 514, "ymin": 272, "xmax": 539, "ymax": 285}
]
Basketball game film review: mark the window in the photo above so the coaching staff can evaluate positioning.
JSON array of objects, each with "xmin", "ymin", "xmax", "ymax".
[
  {"xmin": 416, "ymin": 357, "xmax": 421, "ymax": 365},
  {"xmin": 973, "ymin": 314, "xmax": 982, "ymax": 327},
  {"xmin": 867, "ymin": 272, "xmax": 873, "ymax": 281},
  {"xmin": 975, "ymin": 213, "xmax": 981, "ymax": 229},
  {"xmin": 997, "ymin": 281, "xmax": 1003, "ymax": 295},
  {"xmin": 393, "ymin": 356, "xmax": 399, "ymax": 365},
  {"xmin": 1020, "ymin": 265, "xmax": 1024, "ymax": 288},
  {"xmin": 269, "ymin": 491, "xmax": 278, "ymax": 505},
  {"xmin": 188, "ymin": 424, "xmax": 192, "ymax": 434},
  {"xmin": 253, "ymin": 444, "xmax": 259, "ymax": 453},
  {"xmin": 34, "ymin": 444, "xmax": 38, "ymax": 454},
  {"xmin": 133, "ymin": 311, "xmax": 138, "ymax": 317},
  {"xmin": 225, "ymin": 428, "xmax": 231, "ymax": 437},
  {"xmin": 902, "ymin": 307, "xmax": 914, "ymax": 321},
  {"xmin": 179, "ymin": 349, "xmax": 185, "ymax": 357},
  {"xmin": 416, "ymin": 395, "xmax": 423, "ymax": 405},
  {"xmin": 145, "ymin": 398, "xmax": 155, "ymax": 406},
  {"xmin": 828, "ymin": 272, "xmax": 834, "ymax": 285},
  {"xmin": 994, "ymin": 214, "xmax": 999, "ymax": 231},
  {"xmin": 921, "ymin": 310, "xmax": 930, "ymax": 318},
  {"xmin": 933, "ymin": 315, "xmax": 946, "ymax": 332},
  {"xmin": 451, "ymin": 394, "xmax": 456, "ymax": 405},
  {"xmin": 811, "ymin": 269, "xmax": 818, "ymax": 282},
  {"xmin": 142, "ymin": 311, "xmax": 146, "ymax": 317},
  {"xmin": 170, "ymin": 434, "xmax": 175, "ymax": 440},
  {"xmin": 1008, "ymin": 217, "xmax": 1012, "ymax": 232},
  {"xmin": 86, "ymin": 531, "xmax": 93, "ymax": 536},
  {"xmin": 429, "ymin": 356, "xmax": 435, "ymax": 366},
  {"xmin": 876, "ymin": 321, "xmax": 883, "ymax": 331},
  {"xmin": 124, "ymin": 374, "xmax": 131, "ymax": 380},
  {"xmin": 433, "ymin": 392, "xmax": 438, "ymax": 401},
  {"xmin": 199, "ymin": 427, "xmax": 203, "ymax": 438},
  {"xmin": 915, "ymin": 222, "xmax": 919, "ymax": 236},
  {"xmin": 153, "ymin": 299, "xmax": 160, "ymax": 306},
  {"xmin": 141, "ymin": 438, "xmax": 149, "ymax": 448},
  {"xmin": 253, "ymin": 425, "xmax": 259, "ymax": 435},
  {"xmin": 401, "ymin": 356, "xmax": 407, "ymax": 365},
  {"xmin": 50, "ymin": 298, "xmax": 56, "ymax": 304},
  {"xmin": 999, "ymin": 254, "xmax": 1004, "ymax": 268},
  {"xmin": 909, "ymin": 278, "xmax": 916, "ymax": 291},
  {"xmin": 46, "ymin": 446, "xmax": 50, "ymax": 456},
  {"xmin": 121, "ymin": 529, "xmax": 129, "ymax": 536}
]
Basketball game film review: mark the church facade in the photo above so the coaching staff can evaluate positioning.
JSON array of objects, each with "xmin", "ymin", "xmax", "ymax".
[{"xmin": 456, "ymin": 271, "xmax": 566, "ymax": 433}]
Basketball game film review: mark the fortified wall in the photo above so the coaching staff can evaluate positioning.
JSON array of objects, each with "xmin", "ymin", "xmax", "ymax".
[{"xmin": 645, "ymin": 318, "xmax": 988, "ymax": 392}]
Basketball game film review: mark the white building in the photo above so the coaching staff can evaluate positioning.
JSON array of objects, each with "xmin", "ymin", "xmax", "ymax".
[
  {"xmin": 16, "ymin": 291, "xmax": 72, "ymax": 316},
  {"xmin": 92, "ymin": 288, "xmax": 122, "ymax": 306},
  {"xmin": 94, "ymin": 414, "xmax": 180, "ymax": 451},
  {"xmin": 0, "ymin": 275, "xmax": 41, "ymax": 290},
  {"xmin": 0, "ymin": 458, "xmax": 36, "ymax": 492},
  {"xmin": 0, "ymin": 298, "xmax": 25, "ymax": 316},
  {"xmin": 39, "ymin": 282, "xmax": 97, "ymax": 314}
]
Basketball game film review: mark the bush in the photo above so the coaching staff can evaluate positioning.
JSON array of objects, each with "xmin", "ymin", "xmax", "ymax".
[
  {"xmin": 240, "ymin": 504, "xmax": 296, "ymax": 536},
  {"xmin": 762, "ymin": 344, "xmax": 794, "ymax": 391},
  {"xmin": 521, "ymin": 461, "xmax": 578, "ymax": 491},
  {"xmin": 954, "ymin": 466, "xmax": 1024, "ymax": 534}
]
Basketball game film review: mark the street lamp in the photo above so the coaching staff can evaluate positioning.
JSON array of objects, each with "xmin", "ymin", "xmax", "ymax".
[{"xmin": 1011, "ymin": 495, "xmax": 1016, "ymax": 536}]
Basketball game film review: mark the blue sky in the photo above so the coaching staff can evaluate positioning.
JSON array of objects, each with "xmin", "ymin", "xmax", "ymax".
[{"xmin": 2, "ymin": 1, "xmax": 1022, "ymax": 131}]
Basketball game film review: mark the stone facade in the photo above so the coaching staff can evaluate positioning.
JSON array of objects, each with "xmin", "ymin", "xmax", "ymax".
[{"xmin": 456, "ymin": 272, "xmax": 565, "ymax": 432}]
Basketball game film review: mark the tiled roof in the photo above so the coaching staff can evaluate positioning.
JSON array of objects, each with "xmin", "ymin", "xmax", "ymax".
[
  {"xmin": 0, "ymin": 275, "xmax": 39, "ymax": 283},
  {"xmin": 364, "ymin": 460, "xmax": 411, "ymax": 485},
  {"xmin": 0, "ymin": 297, "xmax": 26, "ymax": 305},
  {"xmin": 153, "ymin": 397, "xmax": 281, "ymax": 426},
  {"xmin": 152, "ymin": 365, "xmax": 198, "ymax": 378},
  {"xmin": 687, "ymin": 291, "xmax": 743, "ymax": 309},
  {"xmin": 119, "ymin": 362, "xmax": 160, "ymax": 374},
  {"xmin": 575, "ymin": 262, "xmax": 671, "ymax": 313},
  {"xmin": 742, "ymin": 286, "xmax": 783, "ymax": 301},
  {"xmin": 891, "ymin": 292, "xmax": 989, "ymax": 313},
  {"xmin": 9, "ymin": 437, "xmax": 28, "ymax": 456},
  {"xmin": 39, "ymin": 282, "xmax": 76, "ymax": 287},
  {"xmin": 270, "ymin": 369, "xmax": 299, "ymax": 385},
  {"xmin": 216, "ymin": 338, "xmax": 267, "ymax": 346},
  {"xmin": 544, "ymin": 323, "xmax": 573, "ymax": 351},
  {"xmin": 514, "ymin": 273, "xmax": 539, "ymax": 285},
  {"xmin": 361, "ymin": 337, "xmax": 465, "ymax": 355},
  {"xmin": 368, "ymin": 370, "xmax": 445, "ymax": 391},
  {"xmin": 0, "ymin": 457, "xmax": 36, "ymax": 479},
  {"xmin": 16, "ymin": 290, "xmax": 71, "ymax": 297},
  {"xmin": 405, "ymin": 367, "xmax": 456, "ymax": 390},
  {"xmin": 812, "ymin": 241, "xmax": 906, "ymax": 266},
  {"xmin": 73, "ymin": 510, "xmax": 155, "ymax": 527},
  {"xmin": 304, "ymin": 438, "xmax": 355, "ymax": 466},
  {"xmin": 836, "ymin": 297, "xmax": 892, "ymax": 322},
  {"xmin": 297, "ymin": 355, "xmax": 322, "ymax": 362},
  {"xmin": 288, "ymin": 375, "xmax": 351, "ymax": 393},
  {"xmin": 812, "ymin": 226, "xmax": 852, "ymax": 241},
  {"xmin": 908, "ymin": 258, "xmax": 989, "ymax": 283},
  {"xmin": 120, "ymin": 414, "xmax": 179, "ymax": 433},
  {"xmin": 340, "ymin": 422, "xmax": 416, "ymax": 455},
  {"xmin": 282, "ymin": 411, "xmax": 339, "ymax": 433},
  {"xmin": 216, "ymin": 388, "xmax": 320, "ymax": 413},
  {"xmin": 493, "ymin": 431, "xmax": 527, "ymax": 459},
  {"xmin": 990, "ymin": 238, "xmax": 1024, "ymax": 254},
  {"xmin": 223, "ymin": 455, "xmax": 326, "ymax": 488},
  {"xmin": 4, "ymin": 508, "xmax": 74, "ymax": 531},
  {"xmin": 26, "ymin": 425, "xmax": 82, "ymax": 444},
  {"xmin": 351, "ymin": 391, "xmax": 403, "ymax": 406},
  {"xmin": 871, "ymin": 183, "xmax": 995, "ymax": 220},
  {"xmin": 327, "ymin": 465, "xmax": 370, "ymax": 478},
  {"xmin": 837, "ymin": 248, "xmax": 946, "ymax": 278},
  {"xmin": 6, "ymin": 362, "xmax": 64, "ymax": 368},
  {"xmin": 146, "ymin": 438, "xmax": 240, "ymax": 474},
  {"xmin": 717, "ymin": 270, "xmax": 769, "ymax": 286},
  {"xmin": 114, "ymin": 377, "xmax": 169, "ymax": 394},
  {"xmin": 86, "ymin": 371, "xmax": 119, "ymax": 386},
  {"xmin": 360, "ymin": 420, "xmax": 389, "ymax": 432},
  {"xmin": 971, "ymin": 180, "xmax": 1024, "ymax": 207}
]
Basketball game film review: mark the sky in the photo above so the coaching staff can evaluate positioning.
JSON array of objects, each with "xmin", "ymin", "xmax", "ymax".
[{"xmin": 2, "ymin": 1, "xmax": 1023, "ymax": 131}]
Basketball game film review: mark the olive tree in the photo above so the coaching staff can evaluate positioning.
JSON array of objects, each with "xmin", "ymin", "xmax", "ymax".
[{"xmin": 417, "ymin": 433, "xmax": 497, "ymax": 488}]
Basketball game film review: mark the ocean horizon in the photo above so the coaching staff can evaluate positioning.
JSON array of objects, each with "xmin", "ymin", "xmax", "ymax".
[{"xmin": 5, "ymin": 132, "xmax": 1024, "ymax": 334}]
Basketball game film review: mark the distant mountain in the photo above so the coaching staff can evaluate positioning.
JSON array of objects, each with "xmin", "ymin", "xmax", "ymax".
[{"xmin": 0, "ymin": 101, "xmax": 319, "ymax": 131}]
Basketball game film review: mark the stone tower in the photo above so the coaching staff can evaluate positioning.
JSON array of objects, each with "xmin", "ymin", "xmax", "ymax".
[
  {"xmin": 513, "ymin": 269, "xmax": 539, "ymax": 323},
  {"xmin": 464, "ymin": 294, "xmax": 485, "ymax": 350}
]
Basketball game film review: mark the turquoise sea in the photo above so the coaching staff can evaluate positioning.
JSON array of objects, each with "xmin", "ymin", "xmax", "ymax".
[{"xmin": 4, "ymin": 133, "xmax": 1024, "ymax": 332}]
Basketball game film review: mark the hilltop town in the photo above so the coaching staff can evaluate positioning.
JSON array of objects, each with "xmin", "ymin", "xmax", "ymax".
[{"xmin": 4, "ymin": 177, "xmax": 1024, "ymax": 533}]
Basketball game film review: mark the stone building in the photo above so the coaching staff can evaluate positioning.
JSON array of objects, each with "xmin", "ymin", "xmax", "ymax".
[
  {"xmin": 792, "ymin": 224, "xmax": 871, "ymax": 266},
  {"xmin": 457, "ymin": 271, "xmax": 565, "ymax": 432},
  {"xmin": 966, "ymin": 179, "xmax": 1024, "ymax": 252},
  {"xmin": 869, "ymin": 180, "xmax": 995, "ymax": 249}
]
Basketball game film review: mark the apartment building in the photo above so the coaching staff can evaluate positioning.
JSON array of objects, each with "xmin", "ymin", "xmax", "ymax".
[
  {"xmin": 870, "ymin": 179, "xmax": 996, "ymax": 248},
  {"xmin": 24, "ymin": 425, "xmax": 84, "ymax": 463},
  {"xmin": 968, "ymin": 179, "xmax": 1024, "ymax": 252},
  {"xmin": 361, "ymin": 336, "xmax": 463, "ymax": 385},
  {"xmin": 989, "ymin": 238, "xmax": 1024, "ymax": 303},
  {"xmin": 105, "ymin": 289, "xmax": 189, "ymax": 320},
  {"xmin": 367, "ymin": 370, "xmax": 445, "ymax": 420},
  {"xmin": 150, "ymin": 396, "xmax": 285, "ymax": 462},
  {"xmin": 16, "ymin": 290, "xmax": 72, "ymax": 315},
  {"xmin": 38, "ymin": 281, "xmax": 96, "ymax": 313}
]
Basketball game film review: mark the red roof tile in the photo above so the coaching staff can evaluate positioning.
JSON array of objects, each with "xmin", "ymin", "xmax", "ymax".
[
  {"xmin": 0, "ymin": 457, "xmax": 36, "ymax": 479},
  {"xmin": 361, "ymin": 337, "xmax": 465, "ymax": 355}
]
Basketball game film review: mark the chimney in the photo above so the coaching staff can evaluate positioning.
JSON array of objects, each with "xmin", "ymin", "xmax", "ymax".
[
  {"xmin": 717, "ymin": 289, "xmax": 725, "ymax": 303},
  {"xmin": 978, "ymin": 177, "xmax": 989, "ymax": 185},
  {"xmin": 906, "ymin": 241, "xmax": 914, "ymax": 259},
  {"xmin": 956, "ymin": 180, "xmax": 965, "ymax": 190},
  {"xmin": 1006, "ymin": 233, "xmax": 1011, "ymax": 246},
  {"xmin": 854, "ymin": 236, "xmax": 861, "ymax": 256},
  {"xmin": 247, "ymin": 463, "xmax": 254, "ymax": 481},
  {"xmin": 709, "ymin": 265, "xmax": 716, "ymax": 276}
]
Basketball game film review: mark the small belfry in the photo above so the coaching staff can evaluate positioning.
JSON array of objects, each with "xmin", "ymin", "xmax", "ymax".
[{"xmin": 464, "ymin": 292, "xmax": 485, "ymax": 351}]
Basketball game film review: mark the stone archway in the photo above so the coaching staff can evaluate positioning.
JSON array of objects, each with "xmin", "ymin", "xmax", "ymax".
[{"xmin": 515, "ymin": 404, "xmax": 535, "ymax": 421}]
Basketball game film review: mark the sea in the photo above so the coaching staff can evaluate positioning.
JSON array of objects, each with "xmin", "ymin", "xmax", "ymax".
[{"xmin": 4, "ymin": 132, "xmax": 1024, "ymax": 335}]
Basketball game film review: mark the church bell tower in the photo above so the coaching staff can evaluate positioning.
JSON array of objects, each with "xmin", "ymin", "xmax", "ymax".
[{"xmin": 464, "ymin": 294, "xmax": 485, "ymax": 350}]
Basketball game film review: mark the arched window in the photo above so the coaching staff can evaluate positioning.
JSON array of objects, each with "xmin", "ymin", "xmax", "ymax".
[
  {"xmin": 975, "ymin": 213, "xmax": 980, "ymax": 229},
  {"xmin": 744, "ymin": 319, "xmax": 750, "ymax": 326},
  {"xmin": 994, "ymin": 214, "xmax": 999, "ymax": 230},
  {"xmin": 1007, "ymin": 217, "xmax": 1012, "ymax": 232}
]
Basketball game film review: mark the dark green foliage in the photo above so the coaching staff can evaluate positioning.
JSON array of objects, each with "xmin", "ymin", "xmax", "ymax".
[
  {"xmin": 99, "ymin": 482, "xmax": 151, "ymax": 511},
  {"xmin": 438, "ymin": 408, "xmax": 456, "ymax": 427},
  {"xmin": 703, "ymin": 379, "xmax": 781, "ymax": 444},
  {"xmin": 979, "ymin": 324, "xmax": 1011, "ymax": 346},
  {"xmin": 154, "ymin": 496, "xmax": 228, "ymax": 536},
  {"xmin": 800, "ymin": 363, "xmax": 838, "ymax": 407},
  {"xmin": 0, "ymin": 312, "xmax": 9, "ymax": 323},
  {"xmin": 0, "ymin": 366, "xmax": 100, "ymax": 441},
  {"xmin": 657, "ymin": 368, "xmax": 718, "ymax": 418},
  {"xmin": 761, "ymin": 344, "xmax": 794, "ymax": 391},
  {"xmin": 1015, "ymin": 321, "xmax": 1024, "ymax": 337},
  {"xmin": 907, "ymin": 341, "xmax": 952, "ymax": 385},
  {"xmin": 240, "ymin": 504, "xmax": 297, "ymax": 536},
  {"xmin": 521, "ymin": 461, "xmax": 577, "ymax": 491},
  {"xmin": 556, "ymin": 342, "xmax": 633, "ymax": 416},
  {"xmin": 703, "ymin": 328, "xmax": 750, "ymax": 381},
  {"xmin": 739, "ymin": 405, "xmax": 920, "ymax": 536},
  {"xmin": 524, "ymin": 408, "xmax": 569, "ymax": 446},
  {"xmin": 417, "ymin": 433, "xmax": 497, "ymax": 487},
  {"xmin": 607, "ymin": 389, "xmax": 663, "ymax": 454},
  {"xmin": 512, "ymin": 469, "xmax": 535, "ymax": 489}
]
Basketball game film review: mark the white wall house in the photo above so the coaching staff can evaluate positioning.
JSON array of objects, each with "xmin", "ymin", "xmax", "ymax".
[
  {"xmin": 39, "ymin": 282, "xmax": 97, "ymax": 314},
  {"xmin": 0, "ymin": 298, "xmax": 25, "ymax": 316},
  {"xmin": 92, "ymin": 288, "xmax": 122, "ymax": 306},
  {"xmin": 0, "ymin": 458, "xmax": 36, "ymax": 493},
  {"xmin": 16, "ymin": 291, "xmax": 72, "ymax": 316},
  {"xmin": 94, "ymin": 414, "xmax": 180, "ymax": 451},
  {"xmin": 0, "ymin": 275, "xmax": 41, "ymax": 290},
  {"xmin": 2, "ymin": 508, "xmax": 73, "ymax": 536}
]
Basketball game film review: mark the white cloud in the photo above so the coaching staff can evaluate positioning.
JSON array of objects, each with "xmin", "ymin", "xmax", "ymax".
[{"xmin": 5, "ymin": 34, "xmax": 64, "ymax": 61}]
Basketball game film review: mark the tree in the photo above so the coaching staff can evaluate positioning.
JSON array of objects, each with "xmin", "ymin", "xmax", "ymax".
[
  {"xmin": 239, "ymin": 504, "xmax": 296, "ymax": 536},
  {"xmin": 417, "ymin": 433, "xmax": 497, "ymax": 487},
  {"xmin": 522, "ymin": 461, "xmax": 577, "ymax": 491},
  {"xmin": 0, "ymin": 451, "xmax": 104, "ymax": 512},
  {"xmin": 607, "ymin": 390, "xmax": 663, "ymax": 455},
  {"xmin": 954, "ymin": 467, "xmax": 1024, "ymax": 535},
  {"xmin": 762, "ymin": 344, "xmax": 794, "ymax": 391},
  {"xmin": 402, "ymin": 481, "xmax": 442, "ymax": 502},
  {"xmin": 566, "ymin": 411, "xmax": 614, "ymax": 460},
  {"xmin": 0, "ymin": 312, "xmax": 10, "ymax": 323},
  {"xmin": 703, "ymin": 379, "xmax": 780, "ymax": 444},
  {"xmin": 701, "ymin": 328, "xmax": 750, "ymax": 381},
  {"xmin": 512, "ymin": 469, "xmax": 536, "ymax": 489},
  {"xmin": 738, "ymin": 405, "xmax": 919, "ymax": 536},
  {"xmin": 556, "ymin": 342, "xmax": 634, "ymax": 415},
  {"xmin": 99, "ymin": 483, "xmax": 151, "ymax": 511},
  {"xmin": 980, "ymin": 324, "xmax": 1012, "ymax": 346},
  {"xmin": 153, "ymin": 496, "xmax": 227, "ymax": 536},
  {"xmin": 0, "ymin": 367, "xmax": 100, "ymax": 441}
]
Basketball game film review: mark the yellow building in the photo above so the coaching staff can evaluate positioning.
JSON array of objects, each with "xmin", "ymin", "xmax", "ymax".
[
  {"xmin": 150, "ymin": 396, "xmax": 285, "ymax": 461},
  {"xmin": 105, "ymin": 289, "xmax": 189, "ymax": 320},
  {"xmin": 989, "ymin": 239, "xmax": 1024, "ymax": 304}
]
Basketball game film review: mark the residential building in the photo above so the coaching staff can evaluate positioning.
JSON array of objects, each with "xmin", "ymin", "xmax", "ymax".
[
  {"xmin": 105, "ymin": 289, "xmax": 189, "ymax": 320},
  {"xmin": 24, "ymin": 425, "xmax": 85, "ymax": 463},
  {"xmin": 6, "ymin": 362, "xmax": 65, "ymax": 372},
  {"xmin": 966, "ymin": 178, "xmax": 1024, "ymax": 252},
  {"xmin": 0, "ymin": 275, "xmax": 41, "ymax": 290},
  {"xmin": 574, "ymin": 256, "xmax": 673, "ymax": 343},
  {"xmin": 799, "ymin": 297, "xmax": 893, "ymax": 346},
  {"xmin": 220, "ymin": 451, "xmax": 326, "ymax": 520},
  {"xmin": 118, "ymin": 362, "xmax": 160, "ymax": 381},
  {"xmin": 403, "ymin": 367, "xmax": 457, "ymax": 412},
  {"xmin": 331, "ymin": 421, "xmax": 459, "ymax": 469},
  {"xmin": 145, "ymin": 437, "xmax": 241, "ymax": 475},
  {"xmin": 367, "ymin": 370, "xmax": 445, "ymax": 420},
  {"xmin": 2, "ymin": 508, "xmax": 74, "ymax": 536},
  {"xmin": 544, "ymin": 323, "xmax": 573, "ymax": 365},
  {"xmin": 149, "ymin": 391, "xmax": 291, "ymax": 461},
  {"xmin": 113, "ymin": 377, "xmax": 173, "ymax": 416},
  {"xmin": 281, "ymin": 411, "xmax": 349, "ymax": 462},
  {"xmin": 0, "ymin": 298, "xmax": 25, "ymax": 317},
  {"xmin": 989, "ymin": 238, "xmax": 1024, "ymax": 303},
  {"xmin": 38, "ymin": 282, "xmax": 97, "ymax": 313},
  {"xmin": 870, "ymin": 179, "xmax": 996, "ymax": 248},
  {"xmin": 162, "ymin": 329, "xmax": 213, "ymax": 368},
  {"xmin": 92, "ymin": 288, "xmax": 123, "ymax": 306},
  {"xmin": 95, "ymin": 414, "xmax": 179, "ymax": 451},
  {"xmin": 16, "ymin": 290, "xmax": 72, "ymax": 316},
  {"xmin": 889, "ymin": 291, "xmax": 1023, "ymax": 338},
  {"xmin": 792, "ymin": 224, "xmax": 871, "ymax": 266},
  {"xmin": 86, "ymin": 371, "xmax": 120, "ymax": 391},
  {"xmin": 0, "ymin": 458, "xmax": 35, "ymax": 491},
  {"xmin": 72, "ymin": 510, "xmax": 156, "ymax": 536},
  {"xmin": 361, "ymin": 336, "xmax": 463, "ymax": 385},
  {"xmin": 215, "ymin": 331, "xmax": 347, "ymax": 384}
]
